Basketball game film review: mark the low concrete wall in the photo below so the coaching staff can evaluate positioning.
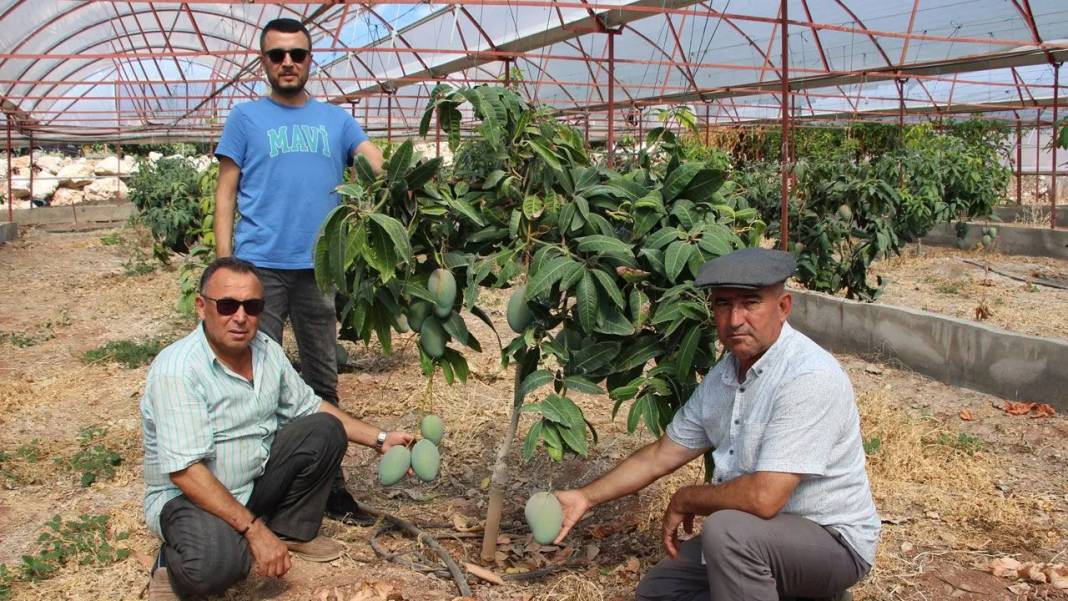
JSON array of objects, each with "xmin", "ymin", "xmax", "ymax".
[
  {"xmin": 11, "ymin": 203, "xmax": 133, "ymax": 227},
  {"xmin": 0, "ymin": 222, "xmax": 16, "ymax": 243},
  {"xmin": 923, "ymin": 222, "xmax": 1068, "ymax": 259},
  {"xmin": 789, "ymin": 290, "xmax": 1068, "ymax": 409},
  {"xmin": 994, "ymin": 204, "xmax": 1068, "ymax": 225}
]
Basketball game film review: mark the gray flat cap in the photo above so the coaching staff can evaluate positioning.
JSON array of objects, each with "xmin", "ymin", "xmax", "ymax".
[{"xmin": 694, "ymin": 247, "xmax": 796, "ymax": 289}]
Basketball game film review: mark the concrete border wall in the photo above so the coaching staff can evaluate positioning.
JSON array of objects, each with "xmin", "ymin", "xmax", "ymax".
[
  {"xmin": 789, "ymin": 290, "xmax": 1068, "ymax": 409},
  {"xmin": 994, "ymin": 205, "xmax": 1068, "ymax": 224},
  {"xmin": 923, "ymin": 222, "xmax": 1068, "ymax": 259},
  {"xmin": 10, "ymin": 203, "xmax": 133, "ymax": 227},
  {"xmin": 0, "ymin": 222, "xmax": 16, "ymax": 243}
]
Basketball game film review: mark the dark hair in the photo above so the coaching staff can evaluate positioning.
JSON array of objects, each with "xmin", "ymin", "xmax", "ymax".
[
  {"xmin": 199, "ymin": 257, "xmax": 260, "ymax": 293},
  {"xmin": 260, "ymin": 18, "xmax": 312, "ymax": 51}
]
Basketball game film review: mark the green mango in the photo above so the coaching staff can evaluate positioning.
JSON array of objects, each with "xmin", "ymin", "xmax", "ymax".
[
  {"xmin": 506, "ymin": 288, "xmax": 534, "ymax": 333},
  {"xmin": 378, "ymin": 445, "xmax": 410, "ymax": 486},
  {"xmin": 420, "ymin": 414, "xmax": 444, "ymax": 445},
  {"xmin": 428, "ymin": 268, "xmax": 457, "ymax": 315},
  {"xmin": 524, "ymin": 491, "xmax": 563, "ymax": 545},
  {"xmin": 836, "ymin": 204, "xmax": 852, "ymax": 221},
  {"xmin": 981, "ymin": 234, "xmax": 993, "ymax": 247},
  {"xmin": 410, "ymin": 439, "xmax": 441, "ymax": 482},
  {"xmin": 394, "ymin": 313, "xmax": 411, "ymax": 333},
  {"xmin": 419, "ymin": 317, "xmax": 447, "ymax": 359},
  {"xmin": 408, "ymin": 301, "xmax": 433, "ymax": 332}
]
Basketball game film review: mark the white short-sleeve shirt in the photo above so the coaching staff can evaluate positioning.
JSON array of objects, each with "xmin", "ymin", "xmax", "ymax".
[{"xmin": 667, "ymin": 322, "xmax": 881, "ymax": 566}]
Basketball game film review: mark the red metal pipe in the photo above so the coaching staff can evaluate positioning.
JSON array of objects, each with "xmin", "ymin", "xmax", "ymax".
[
  {"xmin": 1053, "ymin": 64, "xmax": 1059, "ymax": 229},
  {"xmin": 6, "ymin": 118, "xmax": 12, "ymax": 222},
  {"xmin": 1016, "ymin": 119, "xmax": 1023, "ymax": 204},
  {"xmin": 27, "ymin": 132, "xmax": 33, "ymax": 208},
  {"xmin": 387, "ymin": 92, "xmax": 393, "ymax": 145},
  {"xmin": 1036, "ymin": 109, "xmax": 1041, "ymax": 203},
  {"xmin": 779, "ymin": 0, "xmax": 790, "ymax": 251},
  {"xmin": 606, "ymin": 30, "xmax": 616, "ymax": 169}
]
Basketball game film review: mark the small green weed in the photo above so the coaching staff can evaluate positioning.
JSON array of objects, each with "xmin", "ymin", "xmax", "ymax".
[
  {"xmin": 122, "ymin": 247, "xmax": 156, "ymax": 276},
  {"xmin": 19, "ymin": 514, "xmax": 130, "ymax": 583},
  {"xmin": 83, "ymin": 338, "xmax": 167, "ymax": 368},
  {"xmin": 0, "ymin": 564, "xmax": 13, "ymax": 600},
  {"xmin": 934, "ymin": 432, "xmax": 984, "ymax": 455},
  {"xmin": 99, "ymin": 232, "xmax": 122, "ymax": 246},
  {"xmin": 863, "ymin": 436, "xmax": 882, "ymax": 456},
  {"xmin": 934, "ymin": 280, "xmax": 964, "ymax": 295},
  {"xmin": 54, "ymin": 427, "xmax": 122, "ymax": 487},
  {"xmin": 0, "ymin": 330, "xmax": 51, "ymax": 348},
  {"xmin": 16, "ymin": 440, "xmax": 42, "ymax": 463}
]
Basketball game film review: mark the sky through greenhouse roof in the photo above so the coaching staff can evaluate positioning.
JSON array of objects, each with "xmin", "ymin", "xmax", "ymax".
[{"xmin": 1, "ymin": 0, "xmax": 1067, "ymax": 144}]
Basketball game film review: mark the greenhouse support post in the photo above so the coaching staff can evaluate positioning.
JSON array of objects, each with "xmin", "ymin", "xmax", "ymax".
[
  {"xmin": 27, "ymin": 133, "xmax": 33, "ymax": 210},
  {"xmin": 1036, "ymin": 109, "xmax": 1041, "ymax": 203},
  {"xmin": 779, "ymin": 0, "xmax": 791, "ymax": 250},
  {"xmin": 386, "ymin": 91, "xmax": 393, "ymax": 144},
  {"xmin": 1016, "ymin": 119, "xmax": 1023, "ymax": 204},
  {"xmin": 1053, "ymin": 63, "xmax": 1059, "ymax": 229},
  {"xmin": 5, "ymin": 118, "xmax": 11, "ymax": 223},
  {"xmin": 607, "ymin": 29, "xmax": 617, "ymax": 168}
]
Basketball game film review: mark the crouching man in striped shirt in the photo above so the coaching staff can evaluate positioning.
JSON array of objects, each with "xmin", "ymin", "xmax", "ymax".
[
  {"xmin": 553, "ymin": 248, "xmax": 880, "ymax": 601},
  {"xmin": 140, "ymin": 257, "xmax": 413, "ymax": 600}
]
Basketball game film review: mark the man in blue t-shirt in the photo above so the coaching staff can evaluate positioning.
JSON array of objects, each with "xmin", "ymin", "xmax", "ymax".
[{"xmin": 213, "ymin": 17, "xmax": 385, "ymax": 529}]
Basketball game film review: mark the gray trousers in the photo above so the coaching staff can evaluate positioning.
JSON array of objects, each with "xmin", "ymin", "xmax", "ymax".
[
  {"xmin": 636, "ymin": 510, "xmax": 870, "ymax": 601},
  {"xmin": 256, "ymin": 268, "xmax": 339, "ymax": 404},
  {"xmin": 158, "ymin": 413, "xmax": 346, "ymax": 598}
]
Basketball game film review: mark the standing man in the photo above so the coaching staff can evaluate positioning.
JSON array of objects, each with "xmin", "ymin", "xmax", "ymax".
[
  {"xmin": 553, "ymin": 248, "xmax": 880, "ymax": 601},
  {"xmin": 142, "ymin": 257, "xmax": 412, "ymax": 600},
  {"xmin": 214, "ymin": 17, "xmax": 385, "ymax": 526}
]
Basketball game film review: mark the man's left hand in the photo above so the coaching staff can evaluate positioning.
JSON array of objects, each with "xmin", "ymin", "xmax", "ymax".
[
  {"xmin": 662, "ymin": 489, "xmax": 696, "ymax": 560},
  {"xmin": 380, "ymin": 431, "xmax": 413, "ymax": 453}
]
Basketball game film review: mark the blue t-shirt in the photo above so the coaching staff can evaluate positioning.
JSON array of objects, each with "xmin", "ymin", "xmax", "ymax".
[{"xmin": 215, "ymin": 97, "xmax": 368, "ymax": 269}]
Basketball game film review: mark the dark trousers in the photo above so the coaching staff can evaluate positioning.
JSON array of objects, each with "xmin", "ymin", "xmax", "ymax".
[
  {"xmin": 158, "ymin": 413, "xmax": 346, "ymax": 598},
  {"xmin": 636, "ymin": 510, "xmax": 870, "ymax": 601},
  {"xmin": 256, "ymin": 268, "xmax": 339, "ymax": 404},
  {"xmin": 256, "ymin": 267, "xmax": 348, "ymax": 494}
]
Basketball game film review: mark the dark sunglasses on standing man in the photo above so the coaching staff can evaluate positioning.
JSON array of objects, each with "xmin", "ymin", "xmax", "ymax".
[
  {"xmin": 201, "ymin": 295, "xmax": 266, "ymax": 316},
  {"xmin": 264, "ymin": 47, "xmax": 310, "ymax": 64}
]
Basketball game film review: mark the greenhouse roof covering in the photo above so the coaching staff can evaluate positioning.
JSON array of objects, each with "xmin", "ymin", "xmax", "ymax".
[{"xmin": 1, "ymin": 0, "xmax": 1067, "ymax": 144}]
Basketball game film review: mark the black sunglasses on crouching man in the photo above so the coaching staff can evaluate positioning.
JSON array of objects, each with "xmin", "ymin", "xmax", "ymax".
[
  {"xmin": 264, "ymin": 47, "xmax": 310, "ymax": 64},
  {"xmin": 200, "ymin": 295, "xmax": 266, "ymax": 316}
]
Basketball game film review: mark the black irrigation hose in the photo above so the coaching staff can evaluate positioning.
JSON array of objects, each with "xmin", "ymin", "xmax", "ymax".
[
  {"xmin": 961, "ymin": 259, "xmax": 1068, "ymax": 290},
  {"xmin": 362, "ymin": 508, "xmax": 473, "ymax": 597}
]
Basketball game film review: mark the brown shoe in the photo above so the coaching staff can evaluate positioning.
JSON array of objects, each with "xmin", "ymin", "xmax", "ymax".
[
  {"xmin": 284, "ymin": 535, "xmax": 344, "ymax": 562},
  {"xmin": 147, "ymin": 567, "xmax": 179, "ymax": 601}
]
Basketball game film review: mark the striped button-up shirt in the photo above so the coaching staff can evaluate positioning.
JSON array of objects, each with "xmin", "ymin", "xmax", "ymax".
[
  {"xmin": 141, "ymin": 324, "xmax": 321, "ymax": 538},
  {"xmin": 666, "ymin": 322, "xmax": 881, "ymax": 566}
]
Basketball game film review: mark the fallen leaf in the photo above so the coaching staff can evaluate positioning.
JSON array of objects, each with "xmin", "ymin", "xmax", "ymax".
[
  {"xmin": 900, "ymin": 542, "xmax": 914, "ymax": 553},
  {"xmin": 496, "ymin": 535, "xmax": 511, "ymax": 546},
  {"xmin": 584, "ymin": 543, "xmax": 601, "ymax": 561},
  {"xmin": 1007, "ymin": 582, "xmax": 1031, "ymax": 595},
  {"xmin": 1032, "ymin": 403, "xmax": 1056, "ymax": 418},
  {"xmin": 864, "ymin": 365, "xmax": 884, "ymax": 375},
  {"xmin": 1026, "ymin": 563, "xmax": 1048, "ymax": 583},
  {"xmin": 959, "ymin": 409, "xmax": 975, "ymax": 421},
  {"xmin": 1002, "ymin": 401, "xmax": 1057, "ymax": 418},
  {"xmin": 464, "ymin": 562, "xmax": 505, "ymax": 585},
  {"xmin": 925, "ymin": 511, "xmax": 940, "ymax": 520},
  {"xmin": 1050, "ymin": 565, "xmax": 1068, "ymax": 589}
]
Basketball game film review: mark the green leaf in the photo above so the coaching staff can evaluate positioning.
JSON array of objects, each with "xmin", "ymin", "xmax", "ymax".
[
  {"xmin": 575, "ymin": 235, "xmax": 635, "ymax": 262},
  {"xmin": 525, "ymin": 256, "xmax": 577, "ymax": 299},
  {"xmin": 559, "ymin": 419, "xmax": 589, "ymax": 456},
  {"xmin": 563, "ymin": 375, "xmax": 604, "ymax": 395},
  {"xmin": 522, "ymin": 421, "xmax": 544, "ymax": 462},
  {"xmin": 543, "ymin": 393, "xmax": 584, "ymax": 429},
  {"xmin": 405, "ymin": 157, "xmax": 443, "ymax": 190},
  {"xmin": 664, "ymin": 241, "xmax": 694, "ymax": 283},
  {"xmin": 590, "ymin": 268, "xmax": 625, "ymax": 309},
  {"xmin": 594, "ymin": 306, "xmax": 635, "ymax": 336},
  {"xmin": 368, "ymin": 213, "xmax": 412, "ymax": 264},
  {"xmin": 570, "ymin": 341, "xmax": 620, "ymax": 374},
  {"xmin": 615, "ymin": 335, "xmax": 661, "ymax": 371},
  {"xmin": 674, "ymin": 327, "xmax": 701, "ymax": 380},
  {"xmin": 354, "ymin": 154, "xmax": 377, "ymax": 184},
  {"xmin": 448, "ymin": 197, "xmax": 486, "ymax": 226},
  {"xmin": 385, "ymin": 140, "xmax": 414, "ymax": 189},
  {"xmin": 575, "ymin": 271, "xmax": 599, "ymax": 333},
  {"xmin": 662, "ymin": 162, "xmax": 704, "ymax": 201},
  {"xmin": 528, "ymin": 137, "xmax": 563, "ymax": 172},
  {"xmin": 626, "ymin": 395, "xmax": 646, "ymax": 433},
  {"xmin": 520, "ymin": 369, "xmax": 554, "ymax": 399},
  {"xmin": 523, "ymin": 195, "xmax": 544, "ymax": 219}
]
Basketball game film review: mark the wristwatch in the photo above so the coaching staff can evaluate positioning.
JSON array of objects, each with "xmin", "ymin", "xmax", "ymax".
[{"xmin": 375, "ymin": 430, "xmax": 388, "ymax": 450}]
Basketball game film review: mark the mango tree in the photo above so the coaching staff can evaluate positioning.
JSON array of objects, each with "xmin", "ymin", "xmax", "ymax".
[{"xmin": 315, "ymin": 84, "xmax": 764, "ymax": 563}]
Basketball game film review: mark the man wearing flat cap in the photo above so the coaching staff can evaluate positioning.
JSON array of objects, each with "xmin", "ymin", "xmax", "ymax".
[{"xmin": 553, "ymin": 247, "xmax": 880, "ymax": 601}]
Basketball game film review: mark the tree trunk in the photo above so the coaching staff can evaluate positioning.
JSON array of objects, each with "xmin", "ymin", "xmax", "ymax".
[{"xmin": 480, "ymin": 349, "xmax": 536, "ymax": 562}]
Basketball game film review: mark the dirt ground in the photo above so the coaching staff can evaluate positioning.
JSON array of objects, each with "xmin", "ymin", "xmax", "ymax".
[
  {"xmin": 867, "ymin": 244, "xmax": 1068, "ymax": 340},
  {"xmin": 0, "ymin": 226, "xmax": 1065, "ymax": 601}
]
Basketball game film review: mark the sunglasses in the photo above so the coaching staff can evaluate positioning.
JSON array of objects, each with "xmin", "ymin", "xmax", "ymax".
[
  {"xmin": 264, "ymin": 47, "xmax": 310, "ymax": 64},
  {"xmin": 201, "ymin": 294, "xmax": 266, "ymax": 316}
]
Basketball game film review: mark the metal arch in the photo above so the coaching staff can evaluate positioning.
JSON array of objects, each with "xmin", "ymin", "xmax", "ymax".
[{"xmin": 20, "ymin": 32, "xmax": 260, "ymax": 118}]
